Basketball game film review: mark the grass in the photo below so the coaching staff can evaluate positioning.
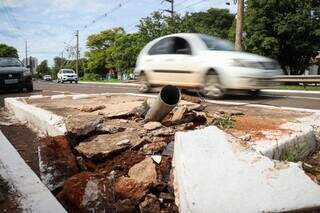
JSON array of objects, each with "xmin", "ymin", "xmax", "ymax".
[
  {"xmin": 276, "ymin": 85, "xmax": 320, "ymax": 91},
  {"xmin": 214, "ymin": 113, "xmax": 235, "ymax": 129}
]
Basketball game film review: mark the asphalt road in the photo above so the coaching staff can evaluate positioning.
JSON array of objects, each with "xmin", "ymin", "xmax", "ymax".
[{"xmin": 0, "ymin": 80, "xmax": 320, "ymax": 110}]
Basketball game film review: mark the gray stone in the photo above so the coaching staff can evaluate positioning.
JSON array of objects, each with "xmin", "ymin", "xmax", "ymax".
[
  {"xmin": 143, "ymin": 121, "xmax": 163, "ymax": 131},
  {"xmin": 128, "ymin": 158, "xmax": 157, "ymax": 186},
  {"xmin": 75, "ymin": 133, "xmax": 136, "ymax": 160},
  {"xmin": 139, "ymin": 194, "xmax": 161, "ymax": 213}
]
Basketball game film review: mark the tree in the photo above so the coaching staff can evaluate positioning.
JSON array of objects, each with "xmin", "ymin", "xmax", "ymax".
[
  {"xmin": 0, "ymin": 43, "xmax": 18, "ymax": 58},
  {"xmin": 36, "ymin": 60, "xmax": 50, "ymax": 78},
  {"xmin": 244, "ymin": 0, "xmax": 320, "ymax": 75},
  {"xmin": 86, "ymin": 28, "xmax": 125, "ymax": 77}
]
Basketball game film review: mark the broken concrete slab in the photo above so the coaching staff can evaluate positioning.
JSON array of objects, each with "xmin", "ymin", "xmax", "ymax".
[
  {"xmin": 38, "ymin": 136, "xmax": 79, "ymax": 191},
  {"xmin": 128, "ymin": 158, "xmax": 157, "ymax": 186},
  {"xmin": 75, "ymin": 131, "xmax": 139, "ymax": 160},
  {"xmin": 173, "ymin": 126, "xmax": 320, "ymax": 213},
  {"xmin": 143, "ymin": 121, "xmax": 163, "ymax": 131},
  {"xmin": 65, "ymin": 114, "xmax": 104, "ymax": 136}
]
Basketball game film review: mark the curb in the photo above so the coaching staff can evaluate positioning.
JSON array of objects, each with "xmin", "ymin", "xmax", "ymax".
[
  {"xmin": 79, "ymin": 81, "xmax": 140, "ymax": 87},
  {"xmin": 0, "ymin": 131, "xmax": 66, "ymax": 212},
  {"xmin": 262, "ymin": 89, "xmax": 320, "ymax": 94},
  {"xmin": 5, "ymin": 98, "xmax": 67, "ymax": 136}
]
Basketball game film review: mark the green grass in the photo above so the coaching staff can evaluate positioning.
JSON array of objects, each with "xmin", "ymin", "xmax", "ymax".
[{"xmin": 276, "ymin": 85, "xmax": 320, "ymax": 91}]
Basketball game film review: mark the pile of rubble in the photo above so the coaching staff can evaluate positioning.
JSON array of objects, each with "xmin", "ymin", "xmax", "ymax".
[{"xmin": 37, "ymin": 94, "xmax": 229, "ymax": 212}]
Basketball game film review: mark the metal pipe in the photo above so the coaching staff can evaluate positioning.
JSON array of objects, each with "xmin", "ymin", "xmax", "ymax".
[{"xmin": 145, "ymin": 85, "xmax": 181, "ymax": 122}]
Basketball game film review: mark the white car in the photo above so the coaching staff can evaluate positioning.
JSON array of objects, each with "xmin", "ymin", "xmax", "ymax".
[
  {"xmin": 57, "ymin": 69, "xmax": 78, "ymax": 83},
  {"xmin": 43, "ymin": 75, "xmax": 52, "ymax": 81},
  {"xmin": 134, "ymin": 33, "xmax": 283, "ymax": 97}
]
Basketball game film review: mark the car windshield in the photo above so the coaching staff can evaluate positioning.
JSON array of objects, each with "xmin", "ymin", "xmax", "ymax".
[
  {"xmin": 200, "ymin": 35, "xmax": 235, "ymax": 51},
  {"xmin": 0, "ymin": 58, "xmax": 23, "ymax": 67},
  {"xmin": 63, "ymin": 70, "xmax": 75, "ymax": 74}
]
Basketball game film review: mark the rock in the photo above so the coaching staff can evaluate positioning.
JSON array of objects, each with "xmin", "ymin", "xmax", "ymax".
[
  {"xmin": 75, "ymin": 133, "xmax": 135, "ymax": 160},
  {"xmin": 80, "ymin": 104, "xmax": 106, "ymax": 112},
  {"xmin": 151, "ymin": 155, "xmax": 162, "ymax": 164},
  {"xmin": 115, "ymin": 176, "xmax": 149, "ymax": 202},
  {"xmin": 230, "ymin": 111, "xmax": 245, "ymax": 116},
  {"xmin": 0, "ymin": 176, "xmax": 9, "ymax": 202},
  {"xmin": 76, "ymin": 156, "xmax": 96, "ymax": 172},
  {"xmin": 162, "ymin": 142, "xmax": 174, "ymax": 157},
  {"xmin": 139, "ymin": 194, "xmax": 161, "ymax": 213},
  {"xmin": 159, "ymin": 192, "xmax": 175, "ymax": 202},
  {"xmin": 187, "ymin": 104, "xmax": 206, "ymax": 111},
  {"xmin": 114, "ymin": 199, "xmax": 137, "ymax": 212},
  {"xmin": 59, "ymin": 172, "xmax": 115, "ymax": 212},
  {"xmin": 38, "ymin": 136, "xmax": 79, "ymax": 191},
  {"xmin": 151, "ymin": 128, "xmax": 175, "ymax": 137},
  {"xmin": 175, "ymin": 122, "xmax": 194, "ymax": 131},
  {"xmin": 141, "ymin": 141, "xmax": 167, "ymax": 155},
  {"xmin": 66, "ymin": 114, "xmax": 104, "ymax": 136},
  {"xmin": 132, "ymin": 137, "xmax": 151, "ymax": 150},
  {"xmin": 239, "ymin": 134, "xmax": 252, "ymax": 141},
  {"xmin": 131, "ymin": 99, "xmax": 150, "ymax": 118},
  {"xmin": 171, "ymin": 106, "xmax": 187, "ymax": 123},
  {"xmin": 95, "ymin": 123, "xmax": 126, "ymax": 134},
  {"xmin": 128, "ymin": 158, "xmax": 157, "ymax": 186},
  {"xmin": 143, "ymin": 122, "xmax": 163, "ymax": 131}
]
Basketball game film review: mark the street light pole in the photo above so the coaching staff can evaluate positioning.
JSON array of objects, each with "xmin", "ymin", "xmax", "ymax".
[
  {"xmin": 235, "ymin": 0, "xmax": 244, "ymax": 51},
  {"xmin": 164, "ymin": 0, "xmax": 174, "ymax": 17},
  {"xmin": 75, "ymin": 30, "xmax": 79, "ymax": 76}
]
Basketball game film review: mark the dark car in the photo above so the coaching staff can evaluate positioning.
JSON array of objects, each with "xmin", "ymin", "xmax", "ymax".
[{"xmin": 0, "ymin": 57, "xmax": 33, "ymax": 92}]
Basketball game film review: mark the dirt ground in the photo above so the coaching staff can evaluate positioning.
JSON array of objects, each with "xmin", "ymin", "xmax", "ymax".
[{"xmin": 206, "ymin": 104, "xmax": 311, "ymax": 141}]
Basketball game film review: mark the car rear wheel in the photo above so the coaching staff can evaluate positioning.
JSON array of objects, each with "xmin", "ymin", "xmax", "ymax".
[
  {"xmin": 202, "ymin": 71, "xmax": 224, "ymax": 99},
  {"xmin": 138, "ymin": 73, "xmax": 151, "ymax": 93},
  {"xmin": 26, "ymin": 84, "xmax": 33, "ymax": 92}
]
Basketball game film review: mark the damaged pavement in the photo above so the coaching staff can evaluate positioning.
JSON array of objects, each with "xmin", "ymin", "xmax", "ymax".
[{"xmin": 2, "ymin": 87, "xmax": 320, "ymax": 212}]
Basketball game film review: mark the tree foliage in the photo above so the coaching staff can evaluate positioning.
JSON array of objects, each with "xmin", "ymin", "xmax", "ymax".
[
  {"xmin": 0, "ymin": 43, "xmax": 18, "ymax": 58},
  {"xmin": 244, "ymin": 0, "xmax": 320, "ymax": 75},
  {"xmin": 36, "ymin": 60, "xmax": 50, "ymax": 78}
]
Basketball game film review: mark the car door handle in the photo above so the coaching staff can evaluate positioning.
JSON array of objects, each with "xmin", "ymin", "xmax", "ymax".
[
  {"xmin": 145, "ymin": 59, "xmax": 152, "ymax": 62},
  {"xmin": 165, "ymin": 58, "xmax": 174, "ymax": 61}
]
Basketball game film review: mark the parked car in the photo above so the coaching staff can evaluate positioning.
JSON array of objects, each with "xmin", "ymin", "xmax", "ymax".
[
  {"xmin": 134, "ymin": 33, "xmax": 283, "ymax": 97},
  {"xmin": 43, "ymin": 75, "xmax": 52, "ymax": 81},
  {"xmin": 57, "ymin": 69, "xmax": 78, "ymax": 83},
  {"xmin": 0, "ymin": 57, "xmax": 33, "ymax": 92}
]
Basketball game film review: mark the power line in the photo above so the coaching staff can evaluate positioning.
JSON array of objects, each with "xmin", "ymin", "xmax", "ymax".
[
  {"xmin": 176, "ymin": 0, "xmax": 208, "ymax": 12},
  {"xmin": 81, "ymin": 0, "xmax": 133, "ymax": 31}
]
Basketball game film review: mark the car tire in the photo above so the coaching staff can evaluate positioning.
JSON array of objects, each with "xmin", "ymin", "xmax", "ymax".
[
  {"xmin": 201, "ymin": 70, "xmax": 224, "ymax": 99},
  {"xmin": 138, "ymin": 73, "xmax": 151, "ymax": 93},
  {"xmin": 26, "ymin": 84, "xmax": 34, "ymax": 92},
  {"xmin": 248, "ymin": 89, "xmax": 261, "ymax": 96},
  {"xmin": 75, "ymin": 81, "xmax": 78, "ymax": 84}
]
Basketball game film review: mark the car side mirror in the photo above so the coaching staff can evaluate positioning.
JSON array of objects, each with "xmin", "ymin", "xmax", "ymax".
[
  {"xmin": 26, "ymin": 65, "xmax": 31, "ymax": 68},
  {"xmin": 176, "ymin": 48, "xmax": 191, "ymax": 55}
]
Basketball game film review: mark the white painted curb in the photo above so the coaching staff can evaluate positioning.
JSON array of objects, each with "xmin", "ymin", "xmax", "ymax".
[
  {"xmin": 79, "ymin": 81, "xmax": 139, "ymax": 87},
  {"xmin": 4, "ymin": 98, "xmax": 67, "ymax": 136},
  {"xmin": 0, "ymin": 131, "xmax": 66, "ymax": 212},
  {"xmin": 263, "ymin": 89, "xmax": 320, "ymax": 94}
]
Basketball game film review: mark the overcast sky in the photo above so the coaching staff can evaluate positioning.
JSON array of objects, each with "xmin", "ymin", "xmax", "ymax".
[{"xmin": 0, "ymin": 0, "xmax": 236, "ymax": 65}]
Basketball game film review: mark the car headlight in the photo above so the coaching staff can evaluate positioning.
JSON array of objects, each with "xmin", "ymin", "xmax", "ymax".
[
  {"xmin": 23, "ymin": 70, "xmax": 31, "ymax": 77},
  {"xmin": 231, "ymin": 59, "xmax": 264, "ymax": 69}
]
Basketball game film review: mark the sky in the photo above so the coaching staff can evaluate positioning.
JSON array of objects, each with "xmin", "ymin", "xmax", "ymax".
[{"xmin": 0, "ymin": 0, "xmax": 236, "ymax": 65}]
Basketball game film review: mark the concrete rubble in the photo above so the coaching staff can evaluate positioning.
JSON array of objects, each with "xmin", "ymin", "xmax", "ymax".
[{"xmin": 3, "ymin": 93, "xmax": 320, "ymax": 212}]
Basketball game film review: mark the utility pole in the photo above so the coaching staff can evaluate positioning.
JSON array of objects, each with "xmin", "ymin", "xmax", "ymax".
[
  {"xmin": 75, "ymin": 30, "xmax": 79, "ymax": 75},
  {"xmin": 164, "ymin": 0, "xmax": 174, "ymax": 17},
  {"xmin": 235, "ymin": 0, "xmax": 244, "ymax": 51},
  {"xmin": 25, "ymin": 40, "xmax": 28, "ymax": 67}
]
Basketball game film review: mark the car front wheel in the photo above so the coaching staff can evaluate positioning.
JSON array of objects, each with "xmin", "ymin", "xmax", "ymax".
[
  {"xmin": 26, "ymin": 83, "xmax": 33, "ymax": 92},
  {"xmin": 201, "ymin": 71, "xmax": 224, "ymax": 99}
]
